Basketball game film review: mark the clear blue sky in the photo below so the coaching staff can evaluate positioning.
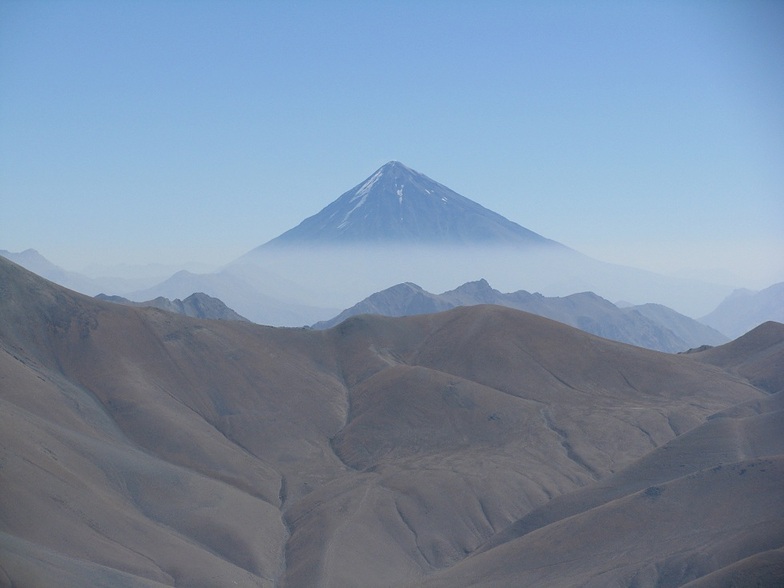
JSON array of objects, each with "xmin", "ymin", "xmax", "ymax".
[{"xmin": 2, "ymin": 0, "xmax": 782, "ymax": 287}]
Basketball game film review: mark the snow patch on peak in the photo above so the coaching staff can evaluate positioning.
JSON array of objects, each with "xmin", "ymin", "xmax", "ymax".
[
  {"xmin": 339, "ymin": 169, "xmax": 384, "ymax": 230},
  {"xmin": 397, "ymin": 186, "xmax": 404, "ymax": 204},
  {"xmin": 352, "ymin": 169, "xmax": 383, "ymax": 203}
]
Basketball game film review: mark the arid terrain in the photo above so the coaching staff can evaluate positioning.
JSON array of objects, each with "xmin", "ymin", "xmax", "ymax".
[{"xmin": 1, "ymin": 256, "xmax": 782, "ymax": 587}]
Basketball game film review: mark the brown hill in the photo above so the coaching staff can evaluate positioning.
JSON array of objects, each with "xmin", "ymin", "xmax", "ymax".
[
  {"xmin": 416, "ymin": 456, "xmax": 784, "ymax": 588},
  {"xmin": 689, "ymin": 320, "xmax": 784, "ymax": 394},
  {"xmin": 0, "ymin": 256, "xmax": 780, "ymax": 587},
  {"xmin": 416, "ymin": 329, "xmax": 784, "ymax": 587}
]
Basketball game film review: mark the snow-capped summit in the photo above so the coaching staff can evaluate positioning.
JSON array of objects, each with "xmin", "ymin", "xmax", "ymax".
[{"xmin": 258, "ymin": 161, "xmax": 562, "ymax": 248}]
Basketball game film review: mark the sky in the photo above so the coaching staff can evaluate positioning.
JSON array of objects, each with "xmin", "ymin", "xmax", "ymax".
[{"xmin": 2, "ymin": 0, "xmax": 783, "ymax": 288}]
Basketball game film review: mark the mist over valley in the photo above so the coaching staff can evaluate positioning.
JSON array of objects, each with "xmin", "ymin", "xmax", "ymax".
[
  {"xmin": 7, "ymin": 161, "xmax": 763, "ymax": 327},
  {"xmin": 3, "ymin": 160, "xmax": 782, "ymax": 347}
]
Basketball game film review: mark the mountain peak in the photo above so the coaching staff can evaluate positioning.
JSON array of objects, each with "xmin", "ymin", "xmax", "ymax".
[
  {"xmin": 381, "ymin": 160, "xmax": 407, "ymax": 170},
  {"xmin": 257, "ymin": 163, "xmax": 562, "ymax": 249}
]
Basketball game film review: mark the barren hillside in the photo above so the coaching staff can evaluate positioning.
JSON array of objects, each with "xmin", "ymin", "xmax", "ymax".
[{"xmin": 0, "ymin": 256, "xmax": 780, "ymax": 587}]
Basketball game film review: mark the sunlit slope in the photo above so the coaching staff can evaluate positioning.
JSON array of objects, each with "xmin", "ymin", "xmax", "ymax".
[
  {"xmin": 692, "ymin": 319, "xmax": 784, "ymax": 394},
  {"xmin": 416, "ymin": 327, "xmax": 784, "ymax": 587},
  {"xmin": 415, "ymin": 456, "xmax": 784, "ymax": 588},
  {"xmin": 417, "ymin": 396, "xmax": 784, "ymax": 587},
  {"xmin": 0, "ymin": 256, "xmax": 777, "ymax": 587}
]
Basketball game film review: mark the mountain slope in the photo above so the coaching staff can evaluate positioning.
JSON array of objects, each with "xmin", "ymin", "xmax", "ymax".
[
  {"xmin": 258, "ymin": 161, "xmax": 562, "ymax": 248},
  {"xmin": 690, "ymin": 320, "xmax": 784, "ymax": 394},
  {"xmin": 415, "ymin": 326, "xmax": 784, "ymax": 587},
  {"xmin": 313, "ymin": 282, "xmax": 451, "ymax": 326},
  {"xmin": 629, "ymin": 302, "xmax": 728, "ymax": 350},
  {"xmin": 700, "ymin": 282, "xmax": 784, "ymax": 338},
  {"xmin": 416, "ymin": 456, "xmax": 784, "ymax": 588},
  {"xmin": 314, "ymin": 279, "xmax": 728, "ymax": 352},
  {"xmin": 0, "ymin": 257, "xmax": 778, "ymax": 587}
]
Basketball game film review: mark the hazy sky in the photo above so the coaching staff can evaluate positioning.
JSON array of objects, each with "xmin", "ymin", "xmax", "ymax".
[{"xmin": 2, "ymin": 0, "xmax": 782, "ymax": 287}]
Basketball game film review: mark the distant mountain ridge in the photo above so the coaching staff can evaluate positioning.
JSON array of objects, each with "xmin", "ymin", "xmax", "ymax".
[
  {"xmin": 0, "ymin": 248, "xmax": 104, "ymax": 294},
  {"xmin": 313, "ymin": 279, "xmax": 728, "ymax": 352},
  {"xmin": 700, "ymin": 282, "xmax": 784, "ymax": 339},
  {"xmin": 126, "ymin": 267, "xmax": 337, "ymax": 326},
  {"xmin": 257, "ymin": 161, "xmax": 563, "ymax": 248},
  {"xmin": 95, "ymin": 292, "xmax": 248, "ymax": 322},
  {"xmin": 0, "ymin": 249, "xmax": 192, "ymax": 295}
]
